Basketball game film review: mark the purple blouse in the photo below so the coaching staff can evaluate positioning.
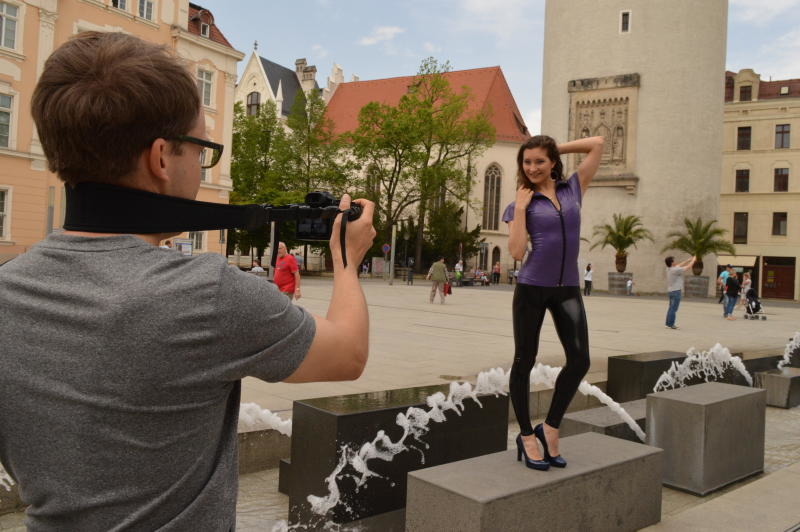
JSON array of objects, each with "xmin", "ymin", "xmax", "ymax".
[{"xmin": 502, "ymin": 173, "xmax": 583, "ymax": 287}]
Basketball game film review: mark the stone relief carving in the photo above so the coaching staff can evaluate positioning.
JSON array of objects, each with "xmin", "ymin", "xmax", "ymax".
[{"xmin": 573, "ymin": 97, "xmax": 629, "ymax": 167}]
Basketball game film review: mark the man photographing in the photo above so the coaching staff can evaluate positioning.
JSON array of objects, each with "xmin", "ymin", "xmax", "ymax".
[{"xmin": 0, "ymin": 31, "xmax": 375, "ymax": 531}]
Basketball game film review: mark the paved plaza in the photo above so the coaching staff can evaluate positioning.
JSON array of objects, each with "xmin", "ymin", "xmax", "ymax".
[
  {"xmin": 2, "ymin": 277, "xmax": 798, "ymax": 531},
  {"xmin": 243, "ymin": 277, "xmax": 800, "ymax": 417}
]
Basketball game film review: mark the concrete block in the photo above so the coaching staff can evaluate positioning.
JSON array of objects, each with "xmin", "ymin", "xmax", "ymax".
[
  {"xmin": 646, "ymin": 382, "xmax": 765, "ymax": 495},
  {"xmin": 287, "ymin": 384, "xmax": 508, "ymax": 525},
  {"xmin": 406, "ymin": 432, "xmax": 663, "ymax": 532},
  {"xmin": 607, "ymin": 351, "xmax": 686, "ymax": 402},
  {"xmin": 237, "ymin": 428, "xmax": 290, "ymax": 475},
  {"xmin": 560, "ymin": 399, "xmax": 646, "ymax": 442},
  {"xmin": 755, "ymin": 368, "xmax": 800, "ymax": 408}
]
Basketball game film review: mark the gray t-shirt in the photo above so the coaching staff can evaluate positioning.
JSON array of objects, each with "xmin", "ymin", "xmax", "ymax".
[
  {"xmin": 666, "ymin": 266, "xmax": 685, "ymax": 292},
  {"xmin": 0, "ymin": 233, "xmax": 315, "ymax": 531}
]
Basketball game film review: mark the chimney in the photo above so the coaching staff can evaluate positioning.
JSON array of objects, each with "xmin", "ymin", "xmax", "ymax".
[{"xmin": 295, "ymin": 58, "xmax": 307, "ymax": 77}]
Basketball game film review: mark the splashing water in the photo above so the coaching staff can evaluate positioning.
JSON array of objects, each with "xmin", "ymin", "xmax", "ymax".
[
  {"xmin": 653, "ymin": 343, "xmax": 752, "ymax": 392},
  {"xmin": 0, "ymin": 464, "xmax": 13, "ymax": 492},
  {"xmin": 238, "ymin": 402, "xmax": 292, "ymax": 436},
  {"xmin": 777, "ymin": 332, "xmax": 800, "ymax": 370},
  {"xmin": 302, "ymin": 363, "xmax": 644, "ymax": 520}
]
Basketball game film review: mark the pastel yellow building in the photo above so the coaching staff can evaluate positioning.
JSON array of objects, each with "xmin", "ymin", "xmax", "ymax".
[
  {"xmin": 0, "ymin": 1, "xmax": 243, "ymax": 263},
  {"xmin": 721, "ymin": 69, "xmax": 800, "ymax": 300}
]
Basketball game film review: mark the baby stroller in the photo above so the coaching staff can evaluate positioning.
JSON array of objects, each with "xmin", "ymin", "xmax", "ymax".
[{"xmin": 743, "ymin": 288, "xmax": 766, "ymax": 320}]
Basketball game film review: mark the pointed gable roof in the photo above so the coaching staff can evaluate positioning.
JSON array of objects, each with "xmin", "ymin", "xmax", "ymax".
[
  {"xmin": 325, "ymin": 66, "xmax": 529, "ymax": 143},
  {"xmin": 259, "ymin": 57, "xmax": 302, "ymax": 117}
]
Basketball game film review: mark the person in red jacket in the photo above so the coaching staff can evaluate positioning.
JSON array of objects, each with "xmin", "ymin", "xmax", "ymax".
[{"xmin": 274, "ymin": 241, "xmax": 301, "ymax": 299}]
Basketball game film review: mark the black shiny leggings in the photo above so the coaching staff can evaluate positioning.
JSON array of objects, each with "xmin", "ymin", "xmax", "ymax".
[{"xmin": 511, "ymin": 284, "xmax": 590, "ymax": 434}]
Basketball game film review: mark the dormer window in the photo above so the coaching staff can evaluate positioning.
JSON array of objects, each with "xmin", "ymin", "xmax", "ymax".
[
  {"xmin": 200, "ymin": 22, "xmax": 210, "ymax": 38},
  {"xmin": 739, "ymin": 85, "xmax": 751, "ymax": 102}
]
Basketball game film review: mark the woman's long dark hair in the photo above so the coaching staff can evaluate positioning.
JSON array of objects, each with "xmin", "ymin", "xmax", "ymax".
[{"xmin": 516, "ymin": 135, "xmax": 564, "ymax": 190}]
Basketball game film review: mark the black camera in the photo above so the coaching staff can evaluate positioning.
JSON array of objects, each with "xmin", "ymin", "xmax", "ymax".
[{"xmin": 295, "ymin": 191, "xmax": 363, "ymax": 241}]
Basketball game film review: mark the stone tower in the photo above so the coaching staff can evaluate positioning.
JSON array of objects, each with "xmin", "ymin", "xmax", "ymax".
[{"xmin": 541, "ymin": 0, "xmax": 728, "ymax": 294}]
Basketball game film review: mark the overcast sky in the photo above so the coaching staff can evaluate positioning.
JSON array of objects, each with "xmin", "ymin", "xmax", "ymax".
[{"xmin": 198, "ymin": 0, "xmax": 800, "ymax": 134}]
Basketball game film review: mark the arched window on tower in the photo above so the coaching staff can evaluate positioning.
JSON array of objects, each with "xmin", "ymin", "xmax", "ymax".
[
  {"xmin": 246, "ymin": 92, "xmax": 261, "ymax": 116},
  {"xmin": 482, "ymin": 163, "xmax": 502, "ymax": 231}
]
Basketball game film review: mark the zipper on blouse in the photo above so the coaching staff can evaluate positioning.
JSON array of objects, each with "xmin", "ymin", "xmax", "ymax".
[{"xmin": 543, "ymin": 196, "xmax": 567, "ymax": 287}]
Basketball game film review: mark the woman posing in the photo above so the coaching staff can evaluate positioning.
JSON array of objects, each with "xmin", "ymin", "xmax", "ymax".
[{"xmin": 504, "ymin": 134, "xmax": 604, "ymax": 470}]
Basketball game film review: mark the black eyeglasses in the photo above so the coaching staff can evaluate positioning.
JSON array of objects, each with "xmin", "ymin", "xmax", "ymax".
[{"xmin": 165, "ymin": 135, "xmax": 224, "ymax": 169}]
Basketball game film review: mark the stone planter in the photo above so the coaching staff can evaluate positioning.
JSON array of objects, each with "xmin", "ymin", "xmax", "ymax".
[
  {"xmin": 685, "ymin": 275, "xmax": 709, "ymax": 298},
  {"xmin": 608, "ymin": 272, "xmax": 633, "ymax": 295}
]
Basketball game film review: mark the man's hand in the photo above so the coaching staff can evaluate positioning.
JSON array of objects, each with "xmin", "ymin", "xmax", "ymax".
[{"xmin": 330, "ymin": 194, "xmax": 376, "ymax": 271}]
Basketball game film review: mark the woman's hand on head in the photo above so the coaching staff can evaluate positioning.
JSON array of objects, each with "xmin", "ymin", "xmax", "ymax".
[{"xmin": 515, "ymin": 186, "xmax": 534, "ymax": 210}]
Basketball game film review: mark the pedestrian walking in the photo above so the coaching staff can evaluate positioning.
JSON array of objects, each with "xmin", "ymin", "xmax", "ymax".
[
  {"xmin": 583, "ymin": 264, "xmax": 592, "ymax": 296},
  {"xmin": 717, "ymin": 265, "xmax": 731, "ymax": 304},
  {"xmin": 492, "ymin": 262, "xmax": 502, "ymax": 284},
  {"xmin": 426, "ymin": 257, "xmax": 449, "ymax": 304},
  {"xmin": 454, "ymin": 260, "xmax": 464, "ymax": 286}
]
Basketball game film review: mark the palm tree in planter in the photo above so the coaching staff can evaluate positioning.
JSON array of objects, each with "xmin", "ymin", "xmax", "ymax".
[
  {"xmin": 661, "ymin": 217, "xmax": 735, "ymax": 276},
  {"xmin": 591, "ymin": 213, "xmax": 654, "ymax": 273}
]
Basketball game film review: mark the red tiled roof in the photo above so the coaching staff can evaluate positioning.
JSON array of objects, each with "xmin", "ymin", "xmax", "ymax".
[
  {"xmin": 188, "ymin": 3, "xmax": 233, "ymax": 49},
  {"xmin": 325, "ymin": 66, "xmax": 529, "ymax": 143},
  {"xmin": 724, "ymin": 71, "xmax": 800, "ymax": 102},
  {"xmin": 758, "ymin": 77, "xmax": 800, "ymax": 99}
]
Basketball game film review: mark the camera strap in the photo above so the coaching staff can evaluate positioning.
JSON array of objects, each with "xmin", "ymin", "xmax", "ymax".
[{"xmin": 63, "ymin": 182, "xmax": 354, "ymax": 268}]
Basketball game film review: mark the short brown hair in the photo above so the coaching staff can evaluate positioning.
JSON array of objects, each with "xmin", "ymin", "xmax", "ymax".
[
  {"xmin": 516, "ymin": 135, "xmax": 564, "ymax": 190},
  {"xmin": 31, "ymin": 32, "xmax": 200, "ymax": 186}
]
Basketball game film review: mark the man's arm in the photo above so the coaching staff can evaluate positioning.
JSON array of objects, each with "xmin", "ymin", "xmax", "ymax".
[
  {"xmin": 292, "ymin": 270, "xmax": 301, "ymax": 300},
  {"xmin": 681, "ymin": 256, "xmax": 697, "ymax": 271},
  {"xmin": 284, "ymin": 196, "xmax": 376, "ymax": 383}
]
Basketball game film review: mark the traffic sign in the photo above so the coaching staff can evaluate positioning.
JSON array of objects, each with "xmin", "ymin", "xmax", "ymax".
[{"xmin": 381, "ymin": 243, "xmax": 391, "ymax": 254}]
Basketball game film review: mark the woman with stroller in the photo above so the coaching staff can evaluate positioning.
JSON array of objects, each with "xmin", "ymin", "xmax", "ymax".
[
  {"xmin": 504, "ymin": 134, "xmax": 604, "ymax": 471},
  {"xmin": 738, "ymin": 272, "xmax": 752, "ymax": 308}
]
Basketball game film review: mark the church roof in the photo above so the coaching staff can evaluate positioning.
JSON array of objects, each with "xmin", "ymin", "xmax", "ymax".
[{"xmin": 325, "ymin": 66, "xmax": 529, "ymax": 143}]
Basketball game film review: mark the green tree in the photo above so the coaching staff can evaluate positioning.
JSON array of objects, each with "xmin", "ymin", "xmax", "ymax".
[
  {"xmin": 229, "ymin": 101, "xmax": 286, "ymax": 260},
  {"xmin": 349, "ymin": 57, "xmax": 495, "ymax": 271},
  {"xmin": 661, "ymin": 217, "xmax": 736, "ymax": 276},
  {"xmin": 276, "ymin": 89, "xmax": 355, "ymax": 265},
  {"xmin": 424, "ymin": 201, "xmax": 483, "ymax": 265},
  {"xmin": 590, "ymin": 213, "xmax": 654, "ymax": 273}
]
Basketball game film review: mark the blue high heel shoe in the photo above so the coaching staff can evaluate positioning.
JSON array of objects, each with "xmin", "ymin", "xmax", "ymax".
[
  {"xmin": 533, "ymin": 423, "xmax": 567, "ymax": 468},
  {"xmin": 515, "ymin": 434, "xmax": 550, "ymax": 471}
]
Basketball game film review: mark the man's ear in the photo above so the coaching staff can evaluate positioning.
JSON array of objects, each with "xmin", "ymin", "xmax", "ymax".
[{"xmin": 147, "ymin": 138, "xmax": 171, "ymax": 186}]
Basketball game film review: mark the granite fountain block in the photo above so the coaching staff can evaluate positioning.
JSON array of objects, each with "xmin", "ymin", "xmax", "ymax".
[
  {"xmin": 560, "ymin": 399, "xmax": 647, "ymax": 442},
  {"xmin": 607, "ymin": 351, "xmax": 686, "ymax": 402},
  {"xmin": 286, "ymin": 384, "xmax": 508, "ymax": 526},
  {"xmin": 645, "ymin": 382, "xmax": 765, "ymax": 495},
  {"xmin": 755, "ymin": 368, "xmax": 800, "ymax": 408},
  {"xmin": 406, "ymin": 432, "xmax": 663, "ymax": 532}
]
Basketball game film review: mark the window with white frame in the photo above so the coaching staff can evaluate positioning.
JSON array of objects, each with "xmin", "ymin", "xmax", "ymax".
[
  {"xmin": 0, "ymin": 188, "xmax": 8, "ymax": 239},
  {"xmin": 111, "ymin": 0, "xmax": 127, "ymax": 11},
  {"xmin": 189, "ymin": 231, "xmax": 204, "ymax": 250},
  {"xmin": 138, "ymin": 0, "xmax": 153, "ymax": 20},
  {"xmin": 197, "ymin": 69, "xmax": 213, "ymax": 107},
  {"xmin": 0, "ymin": 93, "xmax": 11, "ymax": 148},
  {"xmin": 200, "ymin": 22, "xmax": 210, "ymax": 38},
  {"xmin": 0, "ymin": 2, "xmax": 19, "ymax": 50}
]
